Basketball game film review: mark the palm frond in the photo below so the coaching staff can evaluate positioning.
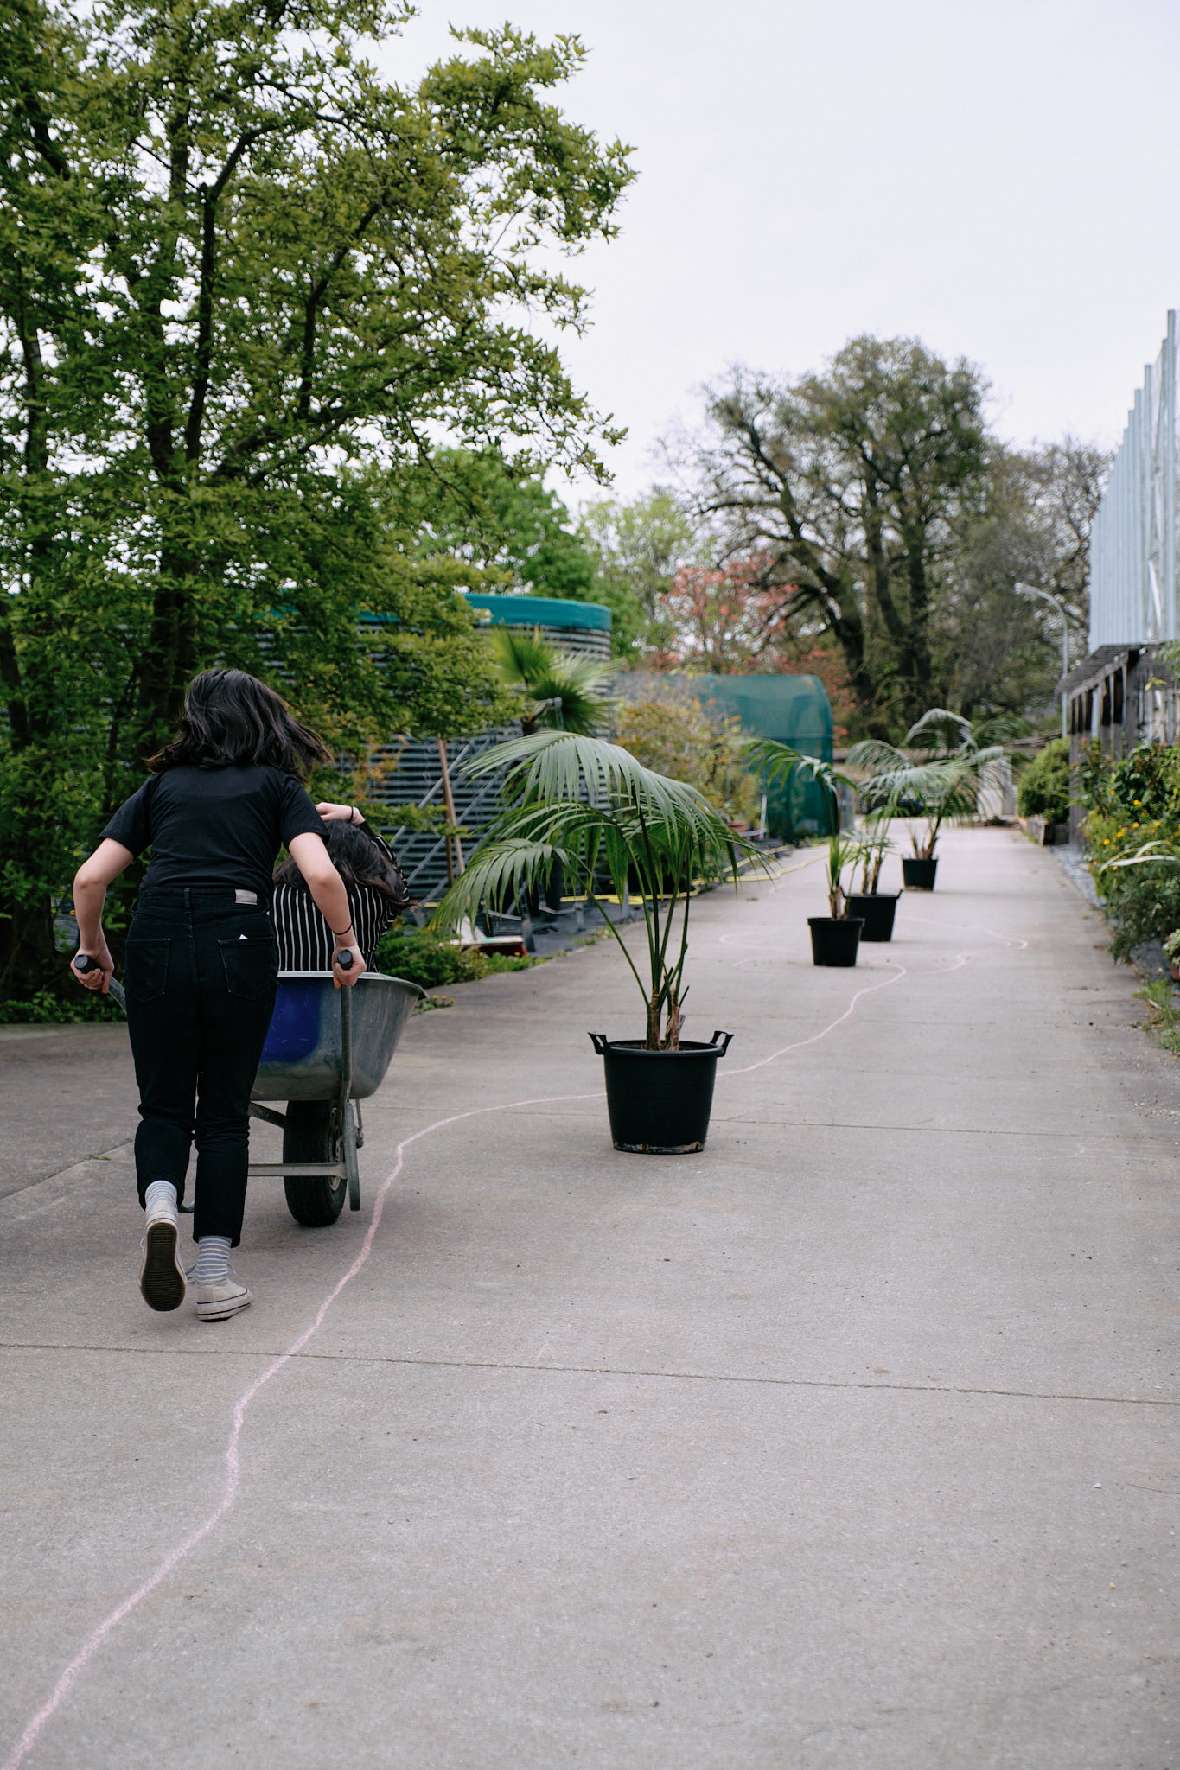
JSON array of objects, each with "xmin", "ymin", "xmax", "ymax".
[
  {"xmin": 1097, "ymin": 839, "xmax": 1180, "ymax": 872},
  {"xmin": 845, "ymin": 738, "xmax": 907, "ymax": 776},
  {"xmin": 744, "ymin": 738, "xmax": 855, "ymax": 795},
  {"xmin": 848, "ymin": 752, "xmax": 954, "ymax": 806},
  {"xmin": 461, "ymin": 729, "xmax": 681, "ymax": 817},
  {"xmin": 433, "ymin": 837, "xmax": 570, "ymax": 933},
  {"xmin": 490, "ymin": 627, "xmax": 614, "ymax": 735},
  {"xmin": 492, "ymin": 627, "xmax": 553, "ymax": 688},
  {"xmin": 904, "ymin": 707, "xmax": 974, "ymax": 751}
]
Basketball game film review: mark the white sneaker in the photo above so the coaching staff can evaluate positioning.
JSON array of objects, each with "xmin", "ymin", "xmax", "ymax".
[
  {"xmin": 139, "ymin": 1205, "xmax": 186, "ymax": 1312},
  {"xmin": 192, "ymin": 1275, "xmax": 253, "ymax": 1322}
]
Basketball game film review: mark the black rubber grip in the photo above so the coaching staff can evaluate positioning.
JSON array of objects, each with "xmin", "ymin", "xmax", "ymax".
[{"xmin": 336, "ymin": 949, "xmax": 355, "ymax": 970}]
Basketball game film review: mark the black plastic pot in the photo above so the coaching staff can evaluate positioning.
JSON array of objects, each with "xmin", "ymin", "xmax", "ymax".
[
  {"xmin": 845, "ymin": 892, "xmax": 900, "ymax": 942},
  {"xmin": 589, "ymin": 1031, "xmax": 733, "ymax": 1153},
  {"xmin": 902, "ymin": 856, "xmax": 938, "ymax": 890},
  {"xmin": 808, "ymin": 916, "xmax": 864, "ymax": 967}
]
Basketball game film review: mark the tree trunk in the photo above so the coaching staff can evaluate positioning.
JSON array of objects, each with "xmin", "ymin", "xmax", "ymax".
[
  {"xmin": 133, "ymin": 546, "xmax": 199, "ymax": 763},
  {"xmin": 901, "ymin": 537, "xmax": 933, "ymax": 724}
]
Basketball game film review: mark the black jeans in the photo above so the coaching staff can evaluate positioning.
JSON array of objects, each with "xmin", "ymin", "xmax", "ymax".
[{"xmin": 125, "ymin": 887, "xmax": 278, "ymax": 1245}]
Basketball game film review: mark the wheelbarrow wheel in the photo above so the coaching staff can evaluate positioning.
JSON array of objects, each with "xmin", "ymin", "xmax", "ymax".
[{"xmin": 282, "ymin": 1101, "xmax": 347, "ymax": 1227}]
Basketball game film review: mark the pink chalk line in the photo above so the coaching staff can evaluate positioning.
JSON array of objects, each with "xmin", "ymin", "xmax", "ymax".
[{"xmin": 1, "ymin": 1095, "xmax": 584, "ymax": 1770}]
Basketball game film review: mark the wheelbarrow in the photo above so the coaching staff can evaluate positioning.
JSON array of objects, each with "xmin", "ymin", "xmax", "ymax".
[
  {"xmin": 248, "ymin": 970, "xmax": 424, "ymax": 1227},
  {"xmin": 75, "ymin": 955, "xmax": 422, "ymax": 1229}
]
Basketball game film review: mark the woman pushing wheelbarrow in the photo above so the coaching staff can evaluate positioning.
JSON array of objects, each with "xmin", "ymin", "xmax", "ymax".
[{"xmin": 70, "ymin": 669, "xmax": 372, "ymax": 1323}]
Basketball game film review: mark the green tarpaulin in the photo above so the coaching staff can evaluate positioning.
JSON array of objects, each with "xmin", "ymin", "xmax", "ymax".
[{"xmin": 686, "ymin": 674, "xmax": 835, "ymax": 838}]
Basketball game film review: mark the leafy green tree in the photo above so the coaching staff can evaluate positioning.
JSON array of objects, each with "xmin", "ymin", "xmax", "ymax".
[
  {"xmin": 692, "ymin": 337, "xmax": 990, "ymax": 734},
  {"xmin": 394, "ymin": 448, "xmax": 600, "ymax": 603},
  {"xmin": 577, "ymin": 490, "xmax": 696, "ymax": 656},
  {"xmin": 0, "ymin": 0, "xmax": 632, "ymax": 999},
  {"xmin": 938, "ymin": 440, "xmax": 1106, "ymax": 727}
]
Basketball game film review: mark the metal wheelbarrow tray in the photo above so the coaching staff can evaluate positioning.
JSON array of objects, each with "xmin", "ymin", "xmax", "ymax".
[{"xmin": 248, "ymin": 972, "xmax": 423, "ymax": 1227}]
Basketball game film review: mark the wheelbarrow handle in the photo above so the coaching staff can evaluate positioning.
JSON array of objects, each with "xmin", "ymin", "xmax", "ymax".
[{"xmin": 73, "ymin": 952, "xmax": 126, "ymax": 1011}]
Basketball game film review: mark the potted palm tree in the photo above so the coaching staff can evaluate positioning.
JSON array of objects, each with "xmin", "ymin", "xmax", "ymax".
[
  {"xmin": 848, "ymin": 710, "xmax": 1007, "ymax": 891},
  {"xmin": 808, "ymin": 831, "xmax": 866, "ymax": 965},
  {"xmin": 741, "ymin": 740, "xmax": 872, "ymax": 963},
  {"xmin": 844, "ymin": 808, "xmax": 900, "ymax": 939},
  {"xmin": 435, "ymin": 730, "xmax": 764, "ymax": 1153}
]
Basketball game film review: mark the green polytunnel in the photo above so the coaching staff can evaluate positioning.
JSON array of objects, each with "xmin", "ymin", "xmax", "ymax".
[{"xmin": 685, "ymin": 674, "xmax": 835, "ymax": 838}]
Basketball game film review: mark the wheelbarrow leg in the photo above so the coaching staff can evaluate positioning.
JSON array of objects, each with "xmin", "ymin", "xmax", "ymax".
[
  {"xmin": 338, "ymin": 986, "xmax": 360, "ymax": 1211},
  {"xmin": 344, "ymin": 1101, "xmax": 360, "ymax": 1212}
]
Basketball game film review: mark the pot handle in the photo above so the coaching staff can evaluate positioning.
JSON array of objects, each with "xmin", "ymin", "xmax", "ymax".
[
  {"xmin": 588, "ymin": 1032, "xmax": 609, "ymax": 1054},
  {"xmin": 711, "ymin": 1030, "xmax": 734, "ymax": 1056}
]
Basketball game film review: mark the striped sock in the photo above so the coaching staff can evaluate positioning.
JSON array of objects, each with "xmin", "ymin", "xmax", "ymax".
[{"xmin": 191, "ymin": 1236, "xmax": 231, "ymax": 1284}]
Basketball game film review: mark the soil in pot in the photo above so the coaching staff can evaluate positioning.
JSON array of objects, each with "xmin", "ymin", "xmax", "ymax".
[
  {"xmin": 808, "ymin": 916, "xmax": 864, "ymax": 967},
  {"xmin": 902, "ymin": 856, "xmax": 938, "ymax": 890},
  {"xmin": 845, "ymin": 892, "xmax": 899, "ymax": 941},
  {"xmin": 589, "ymin": 1031, "xmax": 733, "ymax": 1153}
]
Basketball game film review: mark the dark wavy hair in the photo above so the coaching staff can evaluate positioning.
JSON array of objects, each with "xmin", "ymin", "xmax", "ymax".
[
  {"xmin": 274, "ymin": 821, "xmax": 411, "ymax": 912},
  {"xmin": 148, "ymin": 670, "xmax": 332, "ymax": 777}
]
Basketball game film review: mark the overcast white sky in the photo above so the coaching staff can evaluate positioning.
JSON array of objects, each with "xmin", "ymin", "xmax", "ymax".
[{"xmin": 385, "ymin": 0, "xmax": 1180, "ymax": 501}]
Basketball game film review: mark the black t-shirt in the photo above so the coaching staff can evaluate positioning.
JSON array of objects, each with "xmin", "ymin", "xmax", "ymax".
[{"xmin": 101, "ymin": 765, "xmax": 325, "ymax": 900}]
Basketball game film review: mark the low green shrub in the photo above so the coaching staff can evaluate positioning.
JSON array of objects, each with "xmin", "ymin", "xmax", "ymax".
[
  {"xmin": 1017, "ymin": 738, "xmax": 1070, "ymax": 823},
  {"xmin": 374, "ymin": 925, "xmax": 536, "ymax": 990},
  {"xmin": 1087, "ymin": 806, "xmax": 1180, "ymax": 958},
  {"xmin": 1079, "ymin": 741, "xmax": 1180, "ymax": 957},
  {"xmin": 0, "ymin": 987, "xmax": 123, "ymax": 1025},
  {"xmin": 1082, "ymin": 739, "xmax": 1180, "ymax": 822},
  {"xmin": 1109, "ymin": 744, "xmax": 1180, "ymax": 820}
]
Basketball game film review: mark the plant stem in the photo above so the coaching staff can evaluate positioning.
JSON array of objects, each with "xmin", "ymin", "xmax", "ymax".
[{"xmin": 588, "ymin": 895, "xmax": 649, "ymax": 1003}]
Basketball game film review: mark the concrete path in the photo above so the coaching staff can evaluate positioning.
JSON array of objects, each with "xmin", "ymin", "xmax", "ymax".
[{"xmin": 1, "ymin": 828, "xmax": 1177, "ymax": 1770}]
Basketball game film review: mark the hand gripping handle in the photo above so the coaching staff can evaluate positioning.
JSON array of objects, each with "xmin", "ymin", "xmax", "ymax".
[{"xmin": 73, "ymin": 952, "xmax": 126, "ymax": 1011}]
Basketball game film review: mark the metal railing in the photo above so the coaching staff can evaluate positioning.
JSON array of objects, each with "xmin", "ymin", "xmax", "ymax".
[{"xmin": 365, "ymin": 728, "xmax": 519, "ymax": 903}]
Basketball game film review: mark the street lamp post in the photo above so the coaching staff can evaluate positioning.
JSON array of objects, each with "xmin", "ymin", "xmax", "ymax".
[{"xmin": 1016, "ymin": 584, "xmax": 1071, "ymax": 740}]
